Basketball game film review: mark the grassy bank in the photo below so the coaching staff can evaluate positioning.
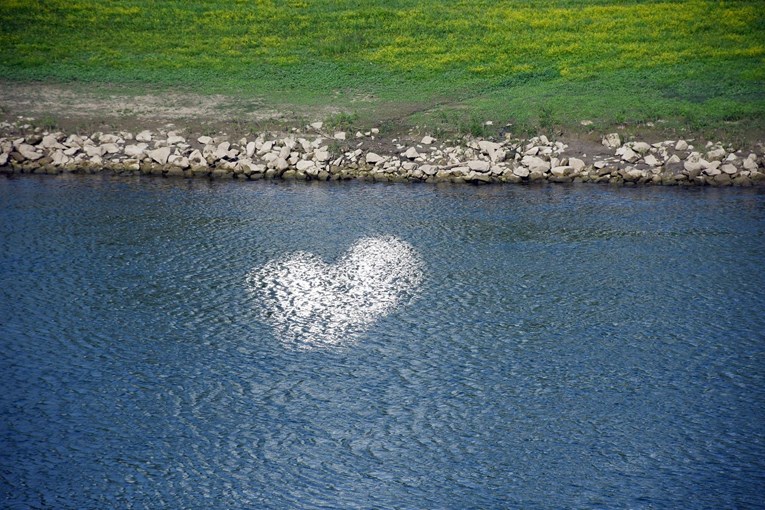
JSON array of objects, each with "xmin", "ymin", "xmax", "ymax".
[{"xmin": 1, "ymin": 0, "xmax": 763, "ymax": 139}]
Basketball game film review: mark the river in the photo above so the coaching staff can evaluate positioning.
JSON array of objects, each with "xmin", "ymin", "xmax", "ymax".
[{"xmin": 1, "ymin": 175, "xmax": 764, "ymax": 508}]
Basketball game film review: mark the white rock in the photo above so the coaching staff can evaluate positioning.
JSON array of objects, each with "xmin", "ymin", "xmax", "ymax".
[
  {"xmin": 512, "ymin": 166, "xmax": 530, "ymax": 178},
  {"xmin": 602, "ymin": 133, "xmax": 622, "ymax": 149},
  {"xmin": 666, "ymin": 154, "xmax": 681, "ymax": 164},
  {"xmin": 167, "ymin": 135, "xmax": 186, "ymax": 145},
  {"xmin": 51, "ymin": 150, "xmax": 68, "ymax": 166},
  {"xmin": 706, "ymin": 148, "xmax": 726, "ymax": 161},
  {"xmin": 41, "ymin": 134, "xmax": 62, "ymax": 149},
  {"xmin": 169, "ymin": 155, "xmax": 190, "ymax": 169},
  {"xmin": 296, "ymin": 160, "xmax": 315, "ymax": 171},
  {"xmin": 684, "ymin": 160, "xmax": 703, "ymax": 172},
  {"xmin": 310, "ymin": 121, "xmax": 323, "ymax": 130},
  {"xmin": 333, "ymin": 132, "xmax": 346, "ymax": 140},
  {"xmin": 521, "ymin": 156, "xmax": 550, "ymax": 173},
  {"xmin": 467, "ymin": 160, "xmax": 490, "ymax": 172},
  {"xmin": 550, "ymin": 166, "xmax": 572, "ymax": 177},
  {"xmin": 366, "ymin": 152, "xmax": 383, "ymax": 164},
  {"xmin": 0, "ymin": 153, "xmax": 8, "ymax": 166},
  {"xmin": 524, "ymin": 146, "xmax": 539, "ymax": 156},
  {"xmin": 421, "ymin": 136, "xmax": 435, "ymax": 145},
  {"xmin": 275, "ymin": 158, "xmax": 289, "ymax": 171},
  {"xmin": 246, "ymin": 141, "xmax": 256, "ymax": 158},
  {"xmin": 101, "ymin": 143, "xmax": 120, "ymax": 154},
  {"xmin": 371, "ymin": 128, "xmax": 379, "ymax": 134},
  {"xmin": 124, "ymin": 143, "xmax": 147, "ymax": 157},
  {"xmin": 258, "ymin": 140, "xmax": 273, "ymax": 155},
  {"xmin": 703, "ymin": 166, "xmax": 721, "ymax": 176},
  {"xmin": 188, "ymin": 149, "xmax": 206, "ymax": 166},
  {"xmin": 478, "ymin": 140, "xmax": 501, "ymax": 154},
  {"xmin": 621, "ymin": 147, "xmax": 640, "ymax": 163},
  {"xmin": 84, "ymin": 145, "xmax": 104, "ymax": 157},
  {"xmin": 701, "ymin": 159, "xmax": 717, "ymax": 170},
  {"xmin": 314, "ymin": 150, "xmax": 330, "ymax": 162},
  {"xmin": 136, "ymin": 130, "xmax": 152, "ymax": 142},
  {"xmin": 643, "ymin": 154, "xmax": 661, "ymax": 167},
  {"xmin": 17, "ymin": 144, "xmax": 43, "ymax": 160},
  {"xmin": 631, "ymin": 142, "xmax": 651, "ymax": 155},
  {"xmin": 99, "ymin": 134, "xmax": 121, "ymax": 144},
  {"xmin": 198, "ymin": 135, "xmax": 213, "ymax": 145},
  {"xmin": 404, "ymin": 147, "xmax": 419, "ymax": 160},
  {"xmin": 419, "ymin": 164, "xmax": 437, "ymax": 176},
  {"xmin": 743, "ymin": 157, "xmax": 758, "ymax": 171},
  {"xmin": 147, "ymin": 147, "xmax": 172, "ymax": 165},
  {"xmin": 675, "ymin": 140, "xmax": 688, "ymax": 151},
  {"xmin": 214, "ymin": 142, "xmax": 231, "ymax": 160},
  {"xmin": 568, "ymin": 157, "xmax": 585, "ymax": 171},
  {"xmin": 721, "ymin": 164, "xmax": 738, "ymax": 175}
]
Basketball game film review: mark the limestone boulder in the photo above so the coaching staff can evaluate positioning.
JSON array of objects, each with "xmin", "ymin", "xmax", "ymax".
[
  {"xmin": 512, "ymin": 166, "xmax": 530, "ymax": 178},
  {"xmin": 706, "ymin": 148, "xmax": 726, "ymax": 161},
  {"xmin": 568, "ymin": 157, "xmax": 585, "ymax": 172},
  {"xmin": 643, "ymin": 154, "xmax": 661, "ymax": 167},
  {"xmin": 100, "ymin": 143, "xmax": 120, "ymax": 154},
  {"xmin": 621, "ymin": 147, "xmax": 640, "ymax": 163},
  {"xmin": 521, "ymin": 155, "xmax": 550, "ymax": 173},
  {"xmin": 296, "ymin": 160, "xmax": 315, "ymax": 172},
  {"xmin": 18, "ymin": 144, "xmax": 43, "ymax": 161},
  {"xmin": 478, "ymin": 140, "xmax": 501, "ymax": 154},
  {"xmin": 404, "ymin": 147, "xmax": 419, "ymax": 160},
  {"xmin": 602, "ymin": 133, "xmax": 622, "ymax": 149},
  {"xmin": 631, "ymin": 142, "xmax": 651, "ymax": 155},
  {"xmin": 467, "ymin": 160, "xmax": 490, "ymax": 172},
  {"xmin": 147, "ymin": 147, "xmax": 172, "ymax": 165},
  {"xmin": 124, "ymin": 143, "xmax": 148, "ymax": 157}
]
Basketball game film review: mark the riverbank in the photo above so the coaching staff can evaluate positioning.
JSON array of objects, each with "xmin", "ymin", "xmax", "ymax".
[{"xmin": 2, "ymin": 117, "xmax": 763, "ymax": 187}]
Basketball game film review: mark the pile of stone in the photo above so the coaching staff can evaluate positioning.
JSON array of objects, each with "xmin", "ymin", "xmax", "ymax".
[{"xmin": 0, "ymin": 121, "xmax": 762, "ymax": 187}]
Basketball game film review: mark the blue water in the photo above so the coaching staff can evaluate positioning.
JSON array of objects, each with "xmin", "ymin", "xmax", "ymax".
[{"xmin": 1, "ymin": 175, "xmax": 764, "ymax": 509}]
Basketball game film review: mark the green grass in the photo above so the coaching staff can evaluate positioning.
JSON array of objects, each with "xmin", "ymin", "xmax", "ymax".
[{"xmin": 1, "ymin": 0, "xmax": 763, "ymax": 138}]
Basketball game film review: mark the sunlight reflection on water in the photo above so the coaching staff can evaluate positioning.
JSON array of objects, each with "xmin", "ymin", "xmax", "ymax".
[{"xmin": 246, "ymin": 236, "xmax": 424, "ymax": 349}]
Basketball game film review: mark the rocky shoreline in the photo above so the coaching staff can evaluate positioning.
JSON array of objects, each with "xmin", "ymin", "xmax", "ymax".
[{"xmin": 1, "ymin": 119, "xmax": 763, "ymax": 187}]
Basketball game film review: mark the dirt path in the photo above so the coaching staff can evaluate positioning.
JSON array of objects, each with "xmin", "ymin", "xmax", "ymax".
[{"xmin": 0, "ymin": 81, "xmax": 342, "ymax": 135}]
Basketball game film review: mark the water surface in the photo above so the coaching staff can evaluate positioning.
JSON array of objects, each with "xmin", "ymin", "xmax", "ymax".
[{"xmin": 1, "ymin": 176, "xmax": 764, "ymax": 508}]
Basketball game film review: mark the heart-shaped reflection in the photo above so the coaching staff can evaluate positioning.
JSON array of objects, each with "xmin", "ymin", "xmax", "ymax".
[{"xmin": 246, "ymin": 236, "xmax": 424, "ymax": 349}]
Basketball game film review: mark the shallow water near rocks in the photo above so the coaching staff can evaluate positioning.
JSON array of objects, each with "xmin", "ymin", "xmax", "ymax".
[{"xmin": 1, "ymin": 175, "xmax": 764, "ymax": 509}]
